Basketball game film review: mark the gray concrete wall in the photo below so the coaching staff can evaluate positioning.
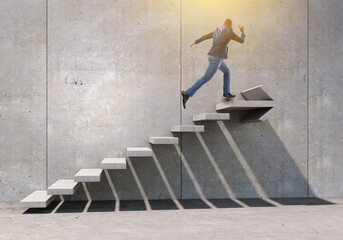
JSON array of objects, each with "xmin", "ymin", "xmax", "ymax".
[
  {"xmin": 48, "ymin": 0, "xmax": 181, "ymax": 200},
  {"xmin": 0, "ymin": 0, "xmax": 46, "ymax": 201},
  {"xmin": 1, "ymin": 0, "xmax": 342, "ymax": 202},
  {"xmin": 309, "ymin": 0, "xmax": 343, "ymax": 197}
]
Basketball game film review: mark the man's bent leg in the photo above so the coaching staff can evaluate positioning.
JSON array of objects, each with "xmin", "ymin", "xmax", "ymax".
[
  {"xmin": 219, "ymin": 61, "xmax": 230, "ymax": 94},
  {"xmin": 186, "ymin": 56, "xmax": 222, "ymax": 97}
]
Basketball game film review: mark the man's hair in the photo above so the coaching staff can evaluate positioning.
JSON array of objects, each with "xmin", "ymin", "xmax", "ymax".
[{"xmin": 224, "ymin": 19, "xmax": 232, "ymax": 26}]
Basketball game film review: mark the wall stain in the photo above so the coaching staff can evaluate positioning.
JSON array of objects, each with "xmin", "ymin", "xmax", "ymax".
[{"xmin": 64, "ymin": 75, "xmax": 83, "ymax": 86}]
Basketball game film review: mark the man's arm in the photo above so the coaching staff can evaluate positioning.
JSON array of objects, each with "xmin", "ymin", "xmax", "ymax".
[
  {"xmin": 191, "ymin": 32, "xmax": 213, "ymax": 47},
  {"xmin": 233, "ymin": 26, "xmax": 245, "ymax": 43}
]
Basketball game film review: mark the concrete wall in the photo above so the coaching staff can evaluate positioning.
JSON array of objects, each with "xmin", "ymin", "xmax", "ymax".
[
  {"xmin": 0, "ymin": 0, "xmax": 342, "ymax": 201},
  {"xmin": 47, "ymin": 0, "xmax": 181, "ymax": 200},
  {"xmin": 309, "ymin": 0, "xmax": 343, "ymax": 197},
  {"xmin": 0, "ymin": 0, "xmax": 46, "ymax": 201}
]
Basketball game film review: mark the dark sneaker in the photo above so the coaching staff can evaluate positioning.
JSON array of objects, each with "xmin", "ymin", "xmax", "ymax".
[
  {"xmin": 223, "ymin": 92, "xmax": 236, "ymax": 99},
  {"xmin": 181, "ymin": 91, "xmax": 190, "ymax": 109}
]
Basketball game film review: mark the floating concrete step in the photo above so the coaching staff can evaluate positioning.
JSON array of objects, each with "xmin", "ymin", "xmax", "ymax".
[
  {"xmin": 127, "ymin": 147, "xmax": 153, "ymax": 157},
  {"xmin": 193, "ymin": 113, "xmax": 230, "ymax": 122},
  {"xmin": 216, "ymin": 100, "xmax": 274, "ymax": 122},
  {"xmin": 149, "ymin": 137, "xmax": 179, "ymax": 144},
  {"xmin": 47, "ymin": 179, "xmax": 81, "ymax": 195},
  {"xmin": 101, "ymin": 158, "xmax": 127, "ymax": 169},
  {"xmin": 241, "ymin": 85, "xmax": 273, "ymax": 100},
  {"xmin": 171, "ymin": 125, "xmax": 204, "ymax": 132},
  {"xmin": 20, "ymin": 190, "xmax": 57, "ymax": 208},
  {"xmin": 74, "ymin": 169, "xmax": 103, "ymax": 182},
  {"xmin": 216, "ymin": 100, "xmax": 274, "ymax": 112}
]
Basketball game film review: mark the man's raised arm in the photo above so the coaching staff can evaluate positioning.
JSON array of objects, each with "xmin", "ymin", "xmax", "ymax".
[
  {"xmin": 233, "ymin": 26, "xmax": 245, "ymax": 43},
  {"xmin": 191, "ymin": 32, "xmax": 213, "ymax": 47}
]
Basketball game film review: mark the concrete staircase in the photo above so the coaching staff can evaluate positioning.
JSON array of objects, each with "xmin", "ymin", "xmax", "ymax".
[
  {"xmin": 216, "ymin": 85, "xmax": 274, "ymax": 122},
  {"xmin": 20, "ymin": 85, "xmax": 274, "ymax": 208}
]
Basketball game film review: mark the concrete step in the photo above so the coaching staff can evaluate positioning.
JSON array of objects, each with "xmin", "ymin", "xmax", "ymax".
[
  {"xmin": 74, "ymin": 169, "xmax": 104, "ymax": 182},
  {"xmin": 171, "ymin": 125, "xmax": 204, "ymax": 132},
  {"xmin": 127, "ymin": 147, "xmax": 153, "ymax": 157},
  {"xmin": 216, "ymin": 100, "xmax": 274, "ymax": 112},
  {"xmin": 149, "ymin": 137, "xmax": 179, "ymax": 144},
  {"xmin": 101, "ymin": 158, "xmax": 127, "ymax": 169},
  {"xmin": 241, "ymin": 85, "xmax": 273, "ymax": 100},
  {"xmin": 47, "ymin": 179, "xmax": 81, "ymax": 195},
  {"xmin": 20, "ymin": 190, "xmax": 57, "ymax": 208},
  {"xmin": 193, "ymin": 113, "xmax": 230, "ymax": 122}
]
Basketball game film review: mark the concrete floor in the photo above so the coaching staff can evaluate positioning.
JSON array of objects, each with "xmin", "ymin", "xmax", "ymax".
[{"xmin": 1, "ymin": 198, "xmax": 343, "ymax": 240}]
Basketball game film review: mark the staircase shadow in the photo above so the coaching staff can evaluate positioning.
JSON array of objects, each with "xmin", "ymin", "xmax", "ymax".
[
  {"xmin": 23, "ymin": 197, "xmax": 335, "ymax": 214},
  {"xmin": 271, "ymin": 197, "xmax": 334, "ymax": 206},
  {"xmin": 55, "ymin": 201, "xmax": 87, "ymax": 213},
  {"xmin": 150, "ymin": 144, "xmax": 182, "ymax": 199},
  {"xmin": 181, "ymin": 130, "xmax": 260, "ymax": 199},
  {"xmin": 23, "ymin": 199, "xmax": 61, "ymax": 214},
  {"xmin": 220, "ymin": 120, "xmax": 309, "ymax": 197}
]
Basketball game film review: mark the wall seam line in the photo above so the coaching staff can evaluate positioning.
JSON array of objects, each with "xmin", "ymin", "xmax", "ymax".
[
  {"xmin": 46, "ymin": 0, "xmax": 49, "ymax": 189},
  {"xmin": 306, "ymin": 0, "xmax": 310, "ymax": 198},
  {"xmin": 180, "ymin": 0, "xmax": 183, "ymax": 200}
]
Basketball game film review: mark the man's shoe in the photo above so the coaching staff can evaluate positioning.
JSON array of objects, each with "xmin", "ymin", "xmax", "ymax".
[
  {"xmin": 181, "ymin": 91, "xmax": 190, "ymax": 109},
  {"xmin": 223, "ymin": 92, "xmax": 236, "ymax": 99}
]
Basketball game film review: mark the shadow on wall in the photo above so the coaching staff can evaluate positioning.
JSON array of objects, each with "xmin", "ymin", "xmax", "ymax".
[{"xmin": 181, "ymin": 120, "xmax": 311, "ymax": 199}]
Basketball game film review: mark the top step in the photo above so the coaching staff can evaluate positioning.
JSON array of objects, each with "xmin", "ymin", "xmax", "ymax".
[
  {"xmin": 193, "ymin": 113, "xmax": 230, "ymax": 122},
  {"xmin": 241, "ymin": 85, "xmax": 273, "ymax": 100},
  {"xmin": 216, "ymin": 100, "xmax": 274, "ymax": 112}
]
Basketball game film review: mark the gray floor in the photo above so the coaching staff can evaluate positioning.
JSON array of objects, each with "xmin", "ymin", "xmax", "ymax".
[{"xmin": 1, "ymin": 198, "xmax": 343, "ymax": 240}]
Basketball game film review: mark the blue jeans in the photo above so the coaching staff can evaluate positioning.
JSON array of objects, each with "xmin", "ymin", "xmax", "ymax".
[{"xmin": 186, "ymin": 55, "xmax": 230, "ymax": 97}]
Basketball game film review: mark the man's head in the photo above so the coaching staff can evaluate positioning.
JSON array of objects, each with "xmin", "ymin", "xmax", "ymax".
[{"xmin": 224, "ymin": 19, "xmax": 232, "ymax": 27}]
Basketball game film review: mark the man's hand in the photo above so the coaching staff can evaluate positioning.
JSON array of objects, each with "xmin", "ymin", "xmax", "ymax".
[
  {"xmin": 190, "ymin": 42, "xmax": 197, "ymax": 48},
  {"xmin": 239, "ymin": 26, "xmax": 244, "ymax": 34}
]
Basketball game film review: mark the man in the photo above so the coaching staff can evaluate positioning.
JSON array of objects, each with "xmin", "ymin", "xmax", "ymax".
[{"xmin": 181, "ymin": 19, "xmax": 245, "ymax": 109}]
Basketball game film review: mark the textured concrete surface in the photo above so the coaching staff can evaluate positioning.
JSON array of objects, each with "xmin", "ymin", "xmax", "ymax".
[
  {"xmin": 216, "ymin": 100, "xmax": 275, "ymax": 111},
  {"xmin": 127, "ymin": 147, "xmax": 153, "ymax": 157},
  {"xmin": 19, "ymin": 191, "xmax": 56, "ymax": 208},
  {"xmin": 101, "ymin": 158, "xmax": 127, "ymax": 169},
  {"xmin": 47, "ymin": 0, "xmax": 180, "ymax": 190},
  {"xmin": 181, "ymin": 0, "xmax": 308, "ymax": 198},
  {"xmin": 0, "ymin": 0, "xmax": 46, "ymax": 201},
  {"xmin": 149, "ymin": 137, "xmax": 179, "ymax": 145},
  {"xmin": 241, "ymin": 85, "xmax": 273, "ymax": 100},
  {"xmin": 171, "ymin": 125, "xmax": 204, "ymax": 132},
  {"xmin": 193, "ymin": 113, "xmax": 230, "ymax": 122},
  {"xmin": 308, "ymin": 0, "xmax": 343, "ymax": 197},
  {"xmin": 47, "ymin": 180, "xmax": 80, "ymax": 195},
  {"xmin": 1, "ymin": 199, "xmax": 343, "ymax": 240},
  {"xmin": 1, "ymin": 0, "xmax": 343, "ymax": 202},
  {"xmin": 74, "ymin": 169, "xmax": 103, "ymax": 182}
]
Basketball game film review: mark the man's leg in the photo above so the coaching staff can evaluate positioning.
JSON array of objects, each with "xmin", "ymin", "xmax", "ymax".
[
  {"xmin": 186, "ymin": 56, "xmax": 222, "ymax": 97},
  {"xmin": 219, "ymin": 60, "xmax": 230, "ymax": 94}
]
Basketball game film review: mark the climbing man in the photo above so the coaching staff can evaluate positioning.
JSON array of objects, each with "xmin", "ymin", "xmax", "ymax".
[{"xmin": 181, "ymin": 19, "xmax": 246, "ymax": 109}]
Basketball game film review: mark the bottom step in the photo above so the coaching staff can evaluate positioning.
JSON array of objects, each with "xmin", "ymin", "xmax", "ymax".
[{"xmin": 20, "ymin": 190, "xmax": 56, "ymax": 208}]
